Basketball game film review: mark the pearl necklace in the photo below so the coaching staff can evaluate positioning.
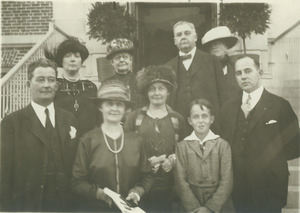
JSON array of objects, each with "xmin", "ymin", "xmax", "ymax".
[{"xmin": 102, "ymin": 126, "xmax": 124, "ymax": 154}]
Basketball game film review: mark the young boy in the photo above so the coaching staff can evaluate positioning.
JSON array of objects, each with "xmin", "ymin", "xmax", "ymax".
[{"xmin": 174, "ymin": 99, "xmax": 233, "ymax": 213}]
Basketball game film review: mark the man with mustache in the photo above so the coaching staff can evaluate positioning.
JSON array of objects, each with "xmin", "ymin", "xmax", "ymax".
[
  {"xmin": 202, "ymin": 26, "xmax": 241, "ymax": 98},
  {"xmin": 1, "ymin": 59, "xmax": 79, "ymax": 211},
  {"xmin": 220, "ymin": 55, "xmax": 300, "ymax": 213},
  {"xmin": 106, "ymin": 38, "xmax": 140, "ymax": 108},
  {"xmin": 167, "ymin": 21, "xmax": 227, "ymax": 134}
]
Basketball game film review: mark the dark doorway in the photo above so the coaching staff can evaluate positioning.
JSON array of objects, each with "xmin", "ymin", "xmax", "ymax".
[{"xmin": 136, "ymin": 3, "xmax": 217, "ymax": 69}]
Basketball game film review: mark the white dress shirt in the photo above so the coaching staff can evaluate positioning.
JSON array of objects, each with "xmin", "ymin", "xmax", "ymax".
[
  {"xmin": 242, "ymin": 85, "xmax": 264, "ymax": 110},
  {"xmin": 31, "ymin": 101, "xmax": 55, "ymax": 127},
  {"xmin": 179, "ymin": 47, "xmax": 196, "ymax": 70},
  {"xmin": 184, "ymin": 129, "xmax": 220, "ymax": 145}
]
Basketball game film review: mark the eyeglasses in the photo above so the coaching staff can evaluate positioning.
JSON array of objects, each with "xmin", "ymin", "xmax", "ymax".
[{"xmin": 113, "ymin": 54, "xmax": 130, "ymax": 61}]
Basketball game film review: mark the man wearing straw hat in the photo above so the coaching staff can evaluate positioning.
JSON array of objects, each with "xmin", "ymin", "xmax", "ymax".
[{"xmin": 202, "ymin": 26, "xmax": 240, "ymax": 98}]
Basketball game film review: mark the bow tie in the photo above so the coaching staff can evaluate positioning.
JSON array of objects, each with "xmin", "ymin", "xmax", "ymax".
[{"xmin": 180, "ymin": 54, "xmax": 192, "ymax": 61}]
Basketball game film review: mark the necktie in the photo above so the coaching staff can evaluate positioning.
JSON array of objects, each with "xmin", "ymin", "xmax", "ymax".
[
  {"xmin": 45, "ymin": 108, "xmax": 54, "ymax": 138},
  {"xmin": 241, "ymin": 94, "xmax": 252, "ymax": 118},
  {"xmin": 180, "ymin": 54, "xmax": 192, "ymax": 61}
]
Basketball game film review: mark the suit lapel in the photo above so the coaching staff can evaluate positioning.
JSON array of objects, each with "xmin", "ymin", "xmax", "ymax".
[
  {"xmin": 228, "ymin": 96, "xmax": 242, "ymax": 139},
  {"xmin": 187, "ymin": 140, "xmax": 203, "ymax": 158},
  {"xmin": 203, "ymin": 140, "xmax": 217, "ymax": 159},
  {"xmin": 248, "ymin": 90, "xmax": 272, "ymax": 133},
  {"xmin": 55, "ymin": 106, "xmax": 68, "ymax": 147},
  {"xmin": 189, "ymin": 49, "xmax": 204, "ymax": 77},
  {"xmin": 25, "ymin": 105, "xmax": 48, "ymax": 145}
]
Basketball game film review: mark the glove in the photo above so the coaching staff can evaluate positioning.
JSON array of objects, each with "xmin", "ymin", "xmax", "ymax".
[{"xmin": 96, "ymin": 188, "xmax": 113, "ymax": 207}]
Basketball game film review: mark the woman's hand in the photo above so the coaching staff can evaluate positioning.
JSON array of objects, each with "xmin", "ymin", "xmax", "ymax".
[
  {"xmin": 162, "ymin": 154, "xmax": 176, "ymax": 172},
  {"xmin": 96, "ymin": 188, "xmax": 113, "ymax": 207},
  {"xmin": 126, "ymin": 192, "xmax": 140, "ymax": 205}
]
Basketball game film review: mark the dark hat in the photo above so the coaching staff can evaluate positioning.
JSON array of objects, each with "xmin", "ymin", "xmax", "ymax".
[
  {"xmin": 55, "ymin": 38, "xmax": 89, "ymax": 67},
  {"xmin": 106, "ymin": 38, "xmax": 134, "ymax": 60},
  {"xmin": 93, "ymin": 79, "xmax": 134, "ymax": 106},
  {"xmin": 202, "ymin": 26, "xmax": 238, "ymax": 50},
  {"xmin": 136, "ymin": 65, "xmax": 177, "ymax": 96}
]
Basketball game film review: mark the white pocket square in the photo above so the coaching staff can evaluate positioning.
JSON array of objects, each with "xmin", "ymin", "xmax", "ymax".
[{"xmin": 266, "ymin": 120, "xmax": 277, "ymax": 125}]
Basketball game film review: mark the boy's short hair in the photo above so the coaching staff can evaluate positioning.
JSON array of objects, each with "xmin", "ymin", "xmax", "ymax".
[
  {"xmin": 189, "ymin": 98, "xmax": 214, "ymax": 116},
  {"xmin": 27, "ymin": 58, "xmax": 57, "ymax": 80}
]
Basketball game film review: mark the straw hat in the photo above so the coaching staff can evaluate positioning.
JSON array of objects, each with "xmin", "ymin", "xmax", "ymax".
[
  {"xmin": 106, "ymin": 38, "xmax": 134, "ymax": 60},
  {"xmin": 202, "ymin": 26, "xmax": 238, "ymax": 50},
  {"xmin": 55, "ymin": 38, "xmax": 89, "ymax": 67},
  {"xmin": 93, "ymin": 79, "xmax": 134, "ymax": 106}
]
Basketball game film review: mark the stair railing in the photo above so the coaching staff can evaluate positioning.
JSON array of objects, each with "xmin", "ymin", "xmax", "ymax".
[{"xmin": 1, "ymin": 22, "xmax": 70, "ymax": 120}]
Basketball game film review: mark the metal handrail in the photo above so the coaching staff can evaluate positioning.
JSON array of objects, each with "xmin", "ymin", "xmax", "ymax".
[{"xmin": 1, "ymin": 22, "xmax": 70, "ymax": 119}]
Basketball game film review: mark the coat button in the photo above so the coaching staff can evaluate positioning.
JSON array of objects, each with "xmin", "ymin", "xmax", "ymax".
[{"xmin": 40, "ymin": 185, "xmax": 44, "ymax": 189}]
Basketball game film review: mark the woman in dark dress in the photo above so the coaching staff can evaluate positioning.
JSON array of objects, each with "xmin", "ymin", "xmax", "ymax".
[
  {"xmin": 46, "ymin": 37, "xmax": 98, "ymax": 137},
  {"xmin": 124, "ymin": 65, "xmax": 186, "ymax": 213},
  {"xmin": 71, "ymin": 80, "xmax": 153, "ymax": 212}
]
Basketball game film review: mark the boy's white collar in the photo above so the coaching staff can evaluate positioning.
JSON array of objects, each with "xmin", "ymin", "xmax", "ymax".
[{"xmin": 184, "ymin": 130, "xmax": 219, "ymax": 145}]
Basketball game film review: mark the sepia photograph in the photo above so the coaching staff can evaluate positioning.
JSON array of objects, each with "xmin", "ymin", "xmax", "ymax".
[{"xmin": 1, "ymin": 0, "xmax": 300, "ymax": 212}]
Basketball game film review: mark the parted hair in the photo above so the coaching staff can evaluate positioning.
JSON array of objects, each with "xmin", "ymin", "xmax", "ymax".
[
  {"xmin": 189, "ymin": 98, "xmax": 215, "ymax": 117},
  {"xmin": 27, "ymin": 58, "xmax": 57, "ymax": 80},
  {"xmin": 136, "ymin": 65, "xmax": 177, "ymax": 98}
]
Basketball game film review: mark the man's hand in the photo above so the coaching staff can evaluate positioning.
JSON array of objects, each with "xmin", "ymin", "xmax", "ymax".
[
  {"xmin": 96, "ymin": 188, "xmax": 113, "ymax": 207},
  {"xmin": 161, "ymin": 158, "xmax": 173, "ymax": 172}
]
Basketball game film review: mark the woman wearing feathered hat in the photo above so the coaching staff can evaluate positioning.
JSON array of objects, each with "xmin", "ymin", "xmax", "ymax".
[
  {"xmin": 72, "ymin": 79, "xmax": 153, "ymax": 212},
  {"xmin": 106, "ymin": 38, "xmax": 140, "ymax": 108},
  {"xmin": 124, "ymin": 65, "xmax": 186, "ymax": 213},
  {"xmin": 45, "ymin": 37, "xmax": 98, "ymax": 137},
  {"xmin": 202, "ymin": 26, "xmax": 241, "ymax": 98}
]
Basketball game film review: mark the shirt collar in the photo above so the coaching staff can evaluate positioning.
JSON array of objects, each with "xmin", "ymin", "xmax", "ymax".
[
  {"xmin": 31, "ymin": 101, "xmax": 55, "ymax": 127},
  {"xmin": 242, "ymin": 85, "xmax": 264, "ymax": 106},
  {"xmin": 184, "ymin": 129, "xmax": 220, "ymax": 145},
  {"xmin": 179, "ymin": 46, "xmax": 196, "ymax": 58}
]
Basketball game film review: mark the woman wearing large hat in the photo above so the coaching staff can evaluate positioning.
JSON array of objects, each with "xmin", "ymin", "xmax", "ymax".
[
  {"xmin": 106, "ymin": 38, "xmax": 141, "ymax": 108},
  {"xmin": 46, "ymin": 37, "xmax": 98, "ymax": 137},
  {"xmin": 202, "ymin": 26, "xmax": 241, "ymax": 98},
  {"xmin": 124, "ymin": 65, "xmax": 186, "ymax": 213},
  {"xmin": 71, "ymin": 79, "xmax": 153, "ymax": 212}
]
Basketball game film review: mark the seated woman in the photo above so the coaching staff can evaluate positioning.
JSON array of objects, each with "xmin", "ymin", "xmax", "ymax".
[
  {"xmin": 71, "ymin": 79, "xmax": 152, "ymax": 212},
  {"xmin": 124, "ymin": 65, "xmax": 186, "ymax": 213}
]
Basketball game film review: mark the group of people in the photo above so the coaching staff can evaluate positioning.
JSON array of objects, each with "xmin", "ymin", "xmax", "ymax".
[{"xmin": 1, "ymin": 20, "xmax": 299, "ymax": 213}]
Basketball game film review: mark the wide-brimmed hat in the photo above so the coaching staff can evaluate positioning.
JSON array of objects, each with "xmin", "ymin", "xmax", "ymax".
[
  {"xmin": 202, "ymin": 26, "xmax": 238, "ymax": 50},
  {"xmin": 106, "ymin": 38, "xmax": 134, "ymax": 60},
  {"xmin": 92, "ymin": 79, "xmax": 134, "ymax": 106},
  {"xmin": 55, "ymin": 38, "xmax": 89, "ymax": 67},
  {"xmin": 136, "ymin": 65, "xmax": 177, "ymax": 96}
]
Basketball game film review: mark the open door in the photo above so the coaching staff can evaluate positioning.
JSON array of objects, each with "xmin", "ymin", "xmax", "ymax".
[{"xmin": 135, "ymin": 3, "xmax": 217, "ymax": 69}]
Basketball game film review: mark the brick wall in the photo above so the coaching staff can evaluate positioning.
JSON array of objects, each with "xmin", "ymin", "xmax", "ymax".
[{"xmin": 1, "ymin": 1, "xmax": 53, "ymax": 36}]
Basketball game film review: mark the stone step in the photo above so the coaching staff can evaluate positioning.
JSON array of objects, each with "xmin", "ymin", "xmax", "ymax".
[
  {"xmin": 285, "ymin": 186, "xmax": 300, "ymax": 209},
  {"xmin": 289, "ymin": 166, "xmax": 300, "ymax": 186},
  {"xmin": 282, "ymin": 208, "xmax": 300, "ymax": 213}
]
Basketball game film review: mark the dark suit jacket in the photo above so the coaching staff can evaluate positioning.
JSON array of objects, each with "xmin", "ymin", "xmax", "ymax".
[
  {"xmin": 167, "ymin": 49, "xmax": 227, "ymax": 134},
  {"xmin": 220, "ymin": 89, "xmax": 300, "ymax": 211},
  {"xmin": 0, "ymin": 104, "xmax": 78, "ymax": 211}
]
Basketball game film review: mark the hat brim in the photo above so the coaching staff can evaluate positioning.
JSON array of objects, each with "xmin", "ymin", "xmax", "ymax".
[
  {"xmin": 106, "ymin": 48, "xmax": 134, "ymax": 60},
  {"xmin": 91, "ymin": 97, "xmax": 134, "ymax": 107},
  {"xmin": 203, "ymin": 36, "xmax": 238, "ymax": 50},
  {"xmin": 56, "ymin": 41, "xmax": 89, "ymax": 67}
]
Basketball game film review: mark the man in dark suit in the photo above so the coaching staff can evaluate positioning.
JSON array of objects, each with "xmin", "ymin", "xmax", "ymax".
[
  {"xmin": 167, "ymin": 21, "xmax": 227, "ymax": 134},
  {"xmin": 220, "ymin": 55, "xmax": 300, "ymax": 213},
  {"xmin": 1, "ymin": 59, "xmax": 79, "ymax": 211}
]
